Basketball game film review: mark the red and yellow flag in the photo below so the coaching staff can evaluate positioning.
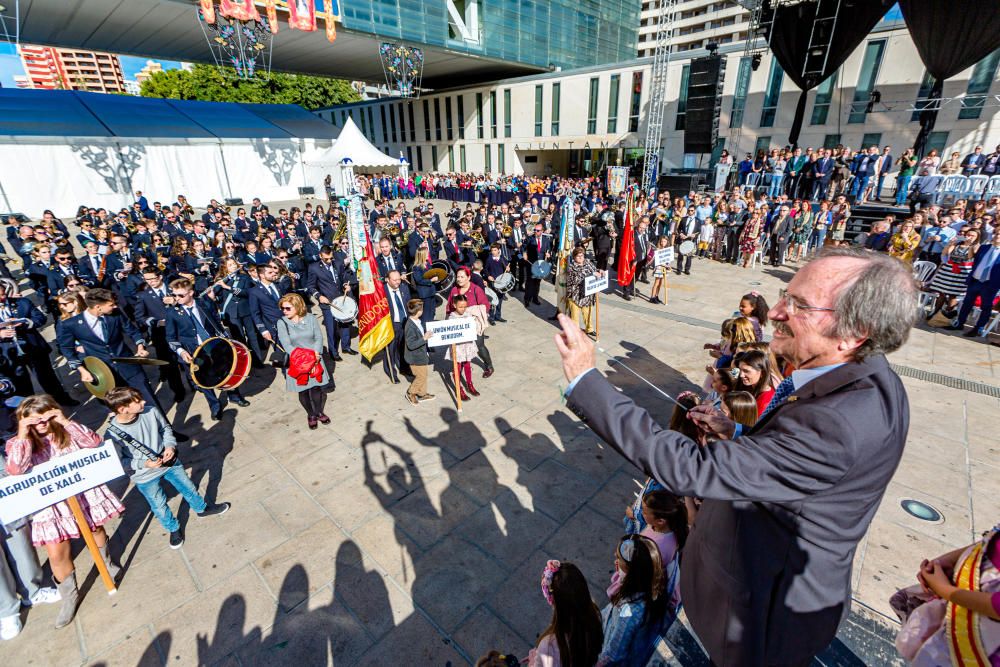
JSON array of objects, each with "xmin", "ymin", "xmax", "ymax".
[
  {"xmin": 616, "ymin": 188, "xmax": 636, "ymax": 287},
  {"xmin": 357, "ymin": 227, "xmax": 394, "ymax": 361}
]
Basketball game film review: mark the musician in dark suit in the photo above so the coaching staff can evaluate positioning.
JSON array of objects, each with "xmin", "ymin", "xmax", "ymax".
[
  {"xmin": 0, "ymin": 283, "xmax": 78, "ymax": 405},
  {"xmin": 406, "ymin": 224, "xmax": 431, "ymax": 266},
  {"xmin": 523, "ymin": 222, "xmax": 551, "ymax": 308},
  {"xmin": 484, "ymin": 244, "xmax": 510, "ymax": 323},
  {"xmin": 590, "ymin": 203, "xmax": 616, "ymax": 272},
  {"xmin": 382, "ymin": 270, "xmax": 412, "ymax": 384},
  {"xmin": 305, "ymin": 247, "xmax": 355, "ymax": 360},
  {"xmin": 133, "ymin": 269, "xmax": 187, "ymax": 400},
  {"xmin": 556, "ymin": 249, "xmax": 917, "ymax": 667},
  {"xmin": 410, "ymin": 247, "xmax": 439, "ymax": 326},
  {"xmin": 506, "ymin": 218, "xmax": 529, "ymax": 290},
  {"xmin": 674, "ymin": 211, "xmax": 701, "ymax": 275},
  {"xmin": 103, "ymin": 236, "xmax": 136, "ymax": 287},
  {"xmin": 949, "ymin": 233, "xmax": 1000, "ymax": 337},
  {"xmin": 56, "ymin": 288, "xmax": 164, "ymax": 414},
  {"xmin": 165, "ymin": 278, "xmax": 250, "ymax": 421},
  {"xmin": 442, "ymin": 227, "xmax": 470, "ymax": 272},
  {"xmin": 46, "ymin": 249, "xmax": 81, "ymax": 297},
  {"xmin": 375, "ymin": 238, "xmax": 405, "ymax": 280},
  {"xmin": 248, "ymin": 262, "xmax": 286, "ymax": 356}
]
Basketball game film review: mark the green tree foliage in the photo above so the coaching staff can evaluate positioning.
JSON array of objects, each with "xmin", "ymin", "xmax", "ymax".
[{"xmin": 139, "ymin": 64, "xmax": 360, "ymax": 110}]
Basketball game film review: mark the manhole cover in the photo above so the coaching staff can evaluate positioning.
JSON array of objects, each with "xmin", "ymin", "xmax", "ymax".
[
  {"xmin": 748, "ymin": 281, "xmax": 761, "ymax": 286},
  {"xmin": 901, "ymin": 499, "xmax": 943, "ymax": 522}
]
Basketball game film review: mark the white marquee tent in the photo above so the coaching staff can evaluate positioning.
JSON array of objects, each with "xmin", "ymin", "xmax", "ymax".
[
  {"xmin": 301, "ymin": 117, "xmax": 402, "ymax": 197},
  {"xmin": 0, "ymin": 89, "xmax": 339, "ymax": 218}
]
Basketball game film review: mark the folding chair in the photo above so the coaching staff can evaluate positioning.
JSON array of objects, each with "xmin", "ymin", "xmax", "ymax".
[
  {"xmin": 935, "ymin": 175, "xmax": 968, "ymax": 206},
  {"xmin": 964, "ymin": 175, "xmax": 989, "ymax": 201},
  {"xmin": 984, "ymin": 175, "xmax": 1000, "ymax": 199}
]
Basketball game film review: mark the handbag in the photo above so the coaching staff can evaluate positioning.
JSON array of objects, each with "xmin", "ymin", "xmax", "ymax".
[
  {"xmin": 271, "ymin": 320, "xmax": 290, "ymax": 368},
  {"xmin": 106, "ymin": 424, "xmax": 180, "ymax": 468}
]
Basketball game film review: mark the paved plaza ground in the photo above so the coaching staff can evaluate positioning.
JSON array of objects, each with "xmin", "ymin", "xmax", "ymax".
[{"xmin": 3, "ymin": 243, "xmax": 999, "ymax": 666}]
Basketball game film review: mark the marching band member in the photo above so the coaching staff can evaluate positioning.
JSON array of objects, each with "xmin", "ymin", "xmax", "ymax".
[
  {"xmin": 484, "ymin": 243, "xmax": 509, "ymax": 324},
  {"xmin": 248, "ymin": 262, "xmax": 287, "ymax": 359},
  {"xmin": 164, "ymin": 278, "xmax": 250, "ymax": 421},
  {"xmin": 383, "ymin": 270, "xmax": 411, "ymax": 384},
  {"xmin": 523, "ymin": 222, "xmax": 551, "ymax": 308},
  {"xmin": 410, "ymin": 247, "xmax": 439, "ymax": 326},
  {"xmin": 375, "ymin": 237, "xmax": 405, "ymax": 279},
  {"xmin": 133, "ymin": 269, "xmax": 187, "ymax": 401}
]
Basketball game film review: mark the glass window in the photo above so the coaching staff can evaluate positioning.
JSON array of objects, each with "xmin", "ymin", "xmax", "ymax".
[
  {"xmin": 760, "ymin": 59, "xmax": 784, "ymax": 128},
  {"xmin": 810, "ymin": 71, "xmax": 837, "ymax": 125},
  {"xmin": 460, "ymin": 144, "xmax": 467, "ymax": 171},
  {"xmin": 416, "ymin": 146, "xmax": 424, "ymax": 171},
  {"xmin": 457, "ymin": 96, "xmax": 465, "ymax": 139},
  {"xmin": 861, "ymin": 133, "xmax": 882, "ymax": 149},
  {"xmin": 822, "ymin": 133, "xmax": 841, "ymax": 149},
  {"xmin": 911, "ymin": 70, "xmax": 936, "ymax": 122},
  {"xmin": 629, "ymin": 71, "xmax": 643, "ymax": 133},
  {"xmin": 380, "ymin": 105, "xmax": 388, "ymax": 143},
  {"xmin": 490, "ymin": 91, "xmax": 497, "ymax": 139},
  {"xmin": 476, "ymin": 92, "xmax": 484, "ymax": 139},
  {"xmin": 587, "ymin": 77, "xmax": 599, "ymax": 134},
  {"xmin": 431, "ymin": 146, "xmax": 438, "ymax": 172},
  {"xmin": 959, "ymin": 49, "xmax": 1000, "ymax": 120},
  {"xmin": 849, "ymin": 39, "xmax": 886, "ymax": 123},
  {"xmin": 675, "ymin": 64, "xmax": 690, "ymax": 131},
  {"xmin": 408, "ymin": 102, "xmax": 416, "ymax": 142},
  {"xmin": 397, "ymin": 103, "xmax": 405, "ymax": 142},
  {"xmin": 498, "ymin": 144, "xmax": 505, "ymax": 173},
  {"xmin": 423, "ymin": 99, "xmax": 431, "ymax": 141},
  {"xmin": 755, "ymin": 136, "xmax": 771, "ymax": 154},
  {"xmin": 607, "ymin": 74, "xmax": 620, "ymax": 133},
  {"xmin": 360, "ymin": 107, "xmax": 368, "ymax": 136},
  {"xmin": 445, "ymin": 97, "xmax": 453, "ymax": 140},
  {"xmin": 551, "ymin": 83, "xmax": 561, "ymax": 136},
  {"xmin": 504, "ymin": 89, "xmax": 512, "ymax": 137},
  {"xmin": 448, "ymin": 145, "xmax": 455, "ymax": 171},
  {"xmin": 485, "ymin": 144, "xmax": 491, "ymax": 172},
  {"xmin": 434, "ymin": 98, "xmax": 442, "ymax": 140},
  {"xmin": 730, "ymin": 56, "xmax": 751, "ymax": 128},
  {"xmin": 406, "ymin": 146, "xmax": 413, "ymax": 168},
  {"xmin": 368, "ymin": 108, "xmax": 375, "ymax": 140},
  {"xmin": 927, "ymin": 131, "xmax": 949, "ymax": 156},
  {"xmin": 535, "ymin": 85, "xmax": 544, "ymax": 136}
]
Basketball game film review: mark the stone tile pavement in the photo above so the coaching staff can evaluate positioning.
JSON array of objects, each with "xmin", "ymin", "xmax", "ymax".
[{"xmin": 3, "ymin": 250, "xmax": 998, "ymax": 666}]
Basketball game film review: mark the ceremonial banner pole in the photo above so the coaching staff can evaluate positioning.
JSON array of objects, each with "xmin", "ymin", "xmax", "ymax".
[
  {"xmin": 66, "ymin": 496, "xmax": 116, "ymax": 595},
  {"xmin": 452, "ymin": 345, "xmax": 462, "ymax": 413},
  {"xmin": 595, "ymin": 293, "xmax": 600, "ymax": 341}
]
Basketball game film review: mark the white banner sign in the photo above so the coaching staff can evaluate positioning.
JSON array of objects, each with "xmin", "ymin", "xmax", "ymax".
[
  {"xmin": 0, "ymin": 444, "xmax": 125, "ymax": 525},
  {"xmin": 426, "ymin": 317, "xmax": 478, "ymax": 348},
  {"xmin": 654, "ymin": 247, "xmax": 675, "ymax": 267},
  {"xmin": 584, "ymin": 273, "xmax": 610, "ymax": 296}
]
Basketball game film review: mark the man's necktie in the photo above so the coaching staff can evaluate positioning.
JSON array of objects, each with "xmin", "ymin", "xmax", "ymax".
[
  {"xmin": 392, "ymin": 290, "xmax": 404, "ymax": 322},
  {"xmin": 98, "ymin": 316, "xmax": 108, "ymax": 342},
  {"xmin": 759, "ymin": 376, "xmax": 795, "ymax": 421},
  {"xmin": 270, "ymin": 285, "xmax": 280, "ymax": 301},
  {"xmin": 188, "ymin": 308, "xmax": 210, "ymax": 343},
  {"xmin": 388, "ymin": 255, "xmax": 395, "ymax": 272}
]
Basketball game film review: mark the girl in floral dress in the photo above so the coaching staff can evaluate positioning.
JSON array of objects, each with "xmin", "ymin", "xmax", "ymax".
[{"xmin": 5, "ymin": 395, "xmax": 123, "ymax": 628}]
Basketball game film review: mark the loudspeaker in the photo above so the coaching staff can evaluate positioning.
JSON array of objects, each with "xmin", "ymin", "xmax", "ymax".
[
  {"xmin": 684, "ymin": 55, "xmax": 726, "ymax": 154},
  {"xmin": 298, "ymin": 186, "xmax": 315, "ymax": 196},
  {"xmin": 224, "ymin": 197, "xmax": 244, "ymax": 206},
  {"xmin": 657, "ymin": 173, "xmax": 704, "ymax": 195}
]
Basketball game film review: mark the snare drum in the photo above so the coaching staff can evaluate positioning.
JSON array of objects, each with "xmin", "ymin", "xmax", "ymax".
[
  {"xmin": 190, "ymin": 337, "xmax": 252, "ymax": 390},
  {"xmin": 678, "ymin": 240, "xmax": 696, "ymax": 256},
  {"xmin": 329, "ymin": 295, "xmax": 358, "ymax": 323},
  {"xmin": 484, "ymin": 287, "xmax": 499, "ymax": 308},
  {"xmin": 493, "ymin": 272, "xmax": 515, "ymax": 293}
]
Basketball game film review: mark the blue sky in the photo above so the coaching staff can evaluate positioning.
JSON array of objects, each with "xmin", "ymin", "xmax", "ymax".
[{"xmin": 0, "ymin": 42, "xmax": 183, "ymax": 88}]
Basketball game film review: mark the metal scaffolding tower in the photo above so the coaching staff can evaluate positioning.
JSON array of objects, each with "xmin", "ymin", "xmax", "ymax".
[{"xmin": 640, "ymin": 0, "xmax": 679, "ymax": 194}]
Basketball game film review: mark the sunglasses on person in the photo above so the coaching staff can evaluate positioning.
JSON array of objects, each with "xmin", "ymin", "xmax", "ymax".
[
  {"xmin": 170, "ymin": 291, "xmax": 189, "ymax": 297},
  {"xmin": 280, "ymin": 305, "xmax": 295, "ymax": 312}
]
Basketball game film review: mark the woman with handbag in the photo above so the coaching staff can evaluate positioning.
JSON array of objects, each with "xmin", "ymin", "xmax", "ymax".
[{"xmin": 276, "ymin": 293, "xmax": 330, "ymax": 430}]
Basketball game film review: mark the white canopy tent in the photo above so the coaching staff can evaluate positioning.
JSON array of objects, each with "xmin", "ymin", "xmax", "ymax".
[{"xmin": 301, "ymin": 117, "xmax": 401, "ymax": 197}]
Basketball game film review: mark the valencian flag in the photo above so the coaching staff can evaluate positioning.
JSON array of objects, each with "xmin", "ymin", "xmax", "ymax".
[
  {"xmin": 287, "ymin": 0, "xmax": 317, "ymax": 31},
  {"xmin": 356, "ymin": 227, "xmax": 394, "ymax": 361},
  {"xmin": 616, "ymin": 187, "xmax": 636, "ymax": 288}
]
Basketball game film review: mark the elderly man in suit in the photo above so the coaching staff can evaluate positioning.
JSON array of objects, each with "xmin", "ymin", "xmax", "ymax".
[
  {"xmin": 555, "ymin": 247, "xmax": 918, "ymax": 667},
  {"xmin": 305, "ymin": 246, "xmax": 355, "ymax": 361},
  {"xmin": 768, "ymin": 205, "xmax": 794, "ymax": 267},
  {"xmin": 811, "ymin": 149, "xmax": 835, "ymax": 201},
  {"xmin": 948, "ymin": 232, "xmax": 1000, "ymax": 338}
]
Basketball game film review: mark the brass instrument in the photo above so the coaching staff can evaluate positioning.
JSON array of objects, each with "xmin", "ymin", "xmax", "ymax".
[
  {"xmin": 460, "ymin": 230, "xmax": 486, "ymax": 254},
  {"xmin": 332, "ymin": 211, "xmax": 349, "ymax": 244},
  {"xmin": 501, "ymin": 225, "xmax": 513, "ymax": 238}
]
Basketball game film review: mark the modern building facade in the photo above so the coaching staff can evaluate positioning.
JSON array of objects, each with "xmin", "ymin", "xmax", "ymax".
[
  {"xmin": 638, "ymin": 0, "xmax": 749, "ymax": 58},
  {"xmin": 17, "ymin": 44, "xmax": 126, "ymax": 93},
  {"xmin": 315, "ymin": 22, "xmax": 1000, "ymax": 180}
]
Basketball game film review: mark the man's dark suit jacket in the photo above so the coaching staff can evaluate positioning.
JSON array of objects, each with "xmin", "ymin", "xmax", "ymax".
[
  {"xmin": 375, "ymin": 251, "xmax": 405, "ymax": 279},
  {"xmin": 402, "ymin": 318, "xmax": 429, "ymax": 365},
  {"xmin": 248, "ymin": 282, "xmax": 284, "ymax": 338},
  {"xmin": 964, "ymin": 244, "xmax": 1000, "ymax": 291},
  {"xmin": 164, "ymin": 299, "xmax": 227, "ymax": 355},
  {"xmin": 566, "ymin": 354, "xmax": 908, "ymax": 666},
  {"xmin": 57, "ymin": 312, "xmax": 145, "ymax": 369}
]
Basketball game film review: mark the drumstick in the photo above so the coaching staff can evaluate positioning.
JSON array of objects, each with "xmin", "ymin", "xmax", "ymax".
[{"xmin": 596, "ymin": 347, "xmax": 688, "ymax": 411}]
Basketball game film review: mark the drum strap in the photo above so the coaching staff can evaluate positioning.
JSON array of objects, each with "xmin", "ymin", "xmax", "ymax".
[{"xmin": 106, "ymin": 424, "xmax": 177, "ymax": 466}]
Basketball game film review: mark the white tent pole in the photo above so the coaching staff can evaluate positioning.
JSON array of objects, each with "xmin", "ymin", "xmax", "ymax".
[
  {"xmin": 218, "ymin": 141, "xmax": 234, "ymax": 200},
  {"xmin": 297, "ymin": 141, "xmax": 308, "ymax": 191},
  {"xmin": 0, "ymin": 173, "xmax": 13, "ymax": 214}
]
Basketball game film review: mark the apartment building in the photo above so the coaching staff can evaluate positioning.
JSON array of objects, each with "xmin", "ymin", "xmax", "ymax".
[
  {"xmin": 17, "ymin": 44, "xmax": 126, "ymax": 93},
  {"xmin": 638, "ymin": 0, "xmax": 749, "ymax": 58}
]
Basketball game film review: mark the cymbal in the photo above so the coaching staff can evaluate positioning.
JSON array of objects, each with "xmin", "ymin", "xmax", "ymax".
[
  {"xmin": 83, "ymin": 356, "xmax": 114, "ymax": 399},
  {"xmin": 112, "ymin": 356, "xmax": 169, "ymax": 366},
  {"xmin": 423, "ymin": 267, "xmax": 448, "ymax": 281}
]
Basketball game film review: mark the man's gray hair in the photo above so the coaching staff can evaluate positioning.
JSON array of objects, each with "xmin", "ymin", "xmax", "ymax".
[{"xmin": 817, "ymin": 247, "xmax": 918, "ymax": 360}]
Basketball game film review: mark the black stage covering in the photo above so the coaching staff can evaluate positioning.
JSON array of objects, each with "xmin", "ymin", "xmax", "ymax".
[{"xmin": 762, "ymin": 0, "xmax": 1000, "ymax": 151}]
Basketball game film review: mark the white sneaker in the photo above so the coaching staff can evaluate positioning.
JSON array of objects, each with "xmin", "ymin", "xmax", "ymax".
[
  {"xmin": 0, "ymin": 614, "xmax": 22, "ymax": 640},
  {"xmin": 27, "ymin": 587, "xmax": 61, "ymax": 606}
]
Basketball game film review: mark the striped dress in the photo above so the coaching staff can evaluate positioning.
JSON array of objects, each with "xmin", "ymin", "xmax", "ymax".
[{"xmin": 928, "ymin": 244, "xmax": 975, "ymax": 296}]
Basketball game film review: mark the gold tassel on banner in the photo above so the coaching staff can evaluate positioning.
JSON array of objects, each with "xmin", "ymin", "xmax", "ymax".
[
  {"xmin": 325, "ymin": 0, "xmax": 337, "ymax": 42},
  {"xmin": 200, "ymin": 0, "xmax": 216, "ymax": 23},
  {"xmin": 264, "ymin": 0, "xmax": 278, "ymax": 33}
]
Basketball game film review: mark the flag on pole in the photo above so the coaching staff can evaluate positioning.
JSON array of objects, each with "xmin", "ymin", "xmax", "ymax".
[
  {"xmin": 554, "ymin": 195, "xmax": 576, "ymax": 313},
  {"xmin": 357, "ymin": 227, "xmax": 394, "ymax": 361},
  {"xmin": 616, "ymin": 188, "xmax": 636, "ymax": 288}
]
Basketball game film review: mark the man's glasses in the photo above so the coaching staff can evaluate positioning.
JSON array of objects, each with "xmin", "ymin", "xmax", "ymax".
[{"xmin": 777, "ymin": 288, "xmax": 835, "ymax": 316}]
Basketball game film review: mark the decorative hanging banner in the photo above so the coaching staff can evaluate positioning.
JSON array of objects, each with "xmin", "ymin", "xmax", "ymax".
[
  {"xmin": 616, "ymin": 187, "xmax": 637, "ymax": 288},
  {"xmin": 607, "ymin": 166, "xmax": 629, "ymax": 197},
  {"xmin": 200, "ymin": 0, "xmax": 216, "ymax": 23},
  {"xmin": 263, "ymin": 0, "xmax": 279, "ymax": 32},
  {"xmin": 324, "ymin": 0, "xmax": 337, "ymax": 42},
  {"xmin": 554, "ymin": 194, "xmax": 575, "ymax": 313},
  {"xmin": 219, "ymin": 0, "xmax": 260, "ymax": 22},
  {"xmin": 357, "ymin": 226, "xmax": 394, "ymax": 361},
  {"xmin": 346, "ymin": 193, "xmax": 366, "ymax": 269},
  {"xmin": 286, "ymin": 0, "xmax": 316, "ymax": 31}
]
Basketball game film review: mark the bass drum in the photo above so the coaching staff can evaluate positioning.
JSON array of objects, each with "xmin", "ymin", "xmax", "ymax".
[
  {"xmin": 190, "ymin": 337, "xmax": 252, "ymax": 390},
  {"xmin": 428, "ymin": 260, "xmax": 455, "ymax": 294}
]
